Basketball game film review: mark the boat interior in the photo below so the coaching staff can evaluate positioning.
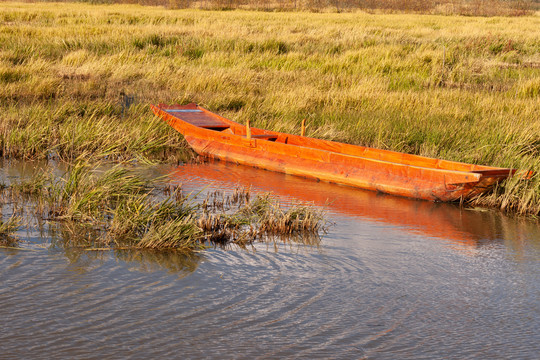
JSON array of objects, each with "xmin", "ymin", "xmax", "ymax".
[{"xmin": 159, "ymin": 105, "xmax": 515, "ymax": 176}]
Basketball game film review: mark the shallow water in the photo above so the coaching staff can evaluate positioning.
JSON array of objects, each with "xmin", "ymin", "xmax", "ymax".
[{"xmin": 1, "ymin": 160, "xmax": 539, "ymax": 359}]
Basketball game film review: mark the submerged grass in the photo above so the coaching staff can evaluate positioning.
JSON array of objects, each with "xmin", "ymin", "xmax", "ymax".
[{"xmin": 0, "ymin": 2, "xmax": 539, "ymax": 215}]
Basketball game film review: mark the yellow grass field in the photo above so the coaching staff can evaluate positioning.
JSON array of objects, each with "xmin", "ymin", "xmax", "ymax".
[{"xmin": 1, "ymin": 2, "xmax": 539, "ymax": 215}]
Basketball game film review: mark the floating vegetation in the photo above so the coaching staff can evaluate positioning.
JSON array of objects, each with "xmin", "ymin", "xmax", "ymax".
[{"xmin": 1, "ymin": 162, "xmax": 328, "ymax": 253}]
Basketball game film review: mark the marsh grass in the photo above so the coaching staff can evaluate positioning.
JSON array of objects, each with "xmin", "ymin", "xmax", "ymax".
[
  {"xmin": 52, "ymin": 163, "xmax": 151, "ymax": 220},
  {"xmin": 198, "ymin": 191, "xmax": 327, "ymax": 247},
  {"xmin": 106, "ymin": 189, "xmax": 204, "ymax": 250},
  {"xmin": 4, "ymin": 161, "xmax": 202, "ymax": 250},
  {"xmin": 0, "ymin": 101, "xmax": 192, "ymax": 162},
  {"xmin": 472, "ymin": 160, "xmax": 540, "ymax": 216},
  {"xmin": 0, "ymin": 215, "xmax": 22, "ymax": 247},
  {"xmin": 1, "ymin": 2, "xmax": 539, "ymax": 215},
  {"xmin": 3, "ymin": 162, "xmax": 327, "ymax": 251}
]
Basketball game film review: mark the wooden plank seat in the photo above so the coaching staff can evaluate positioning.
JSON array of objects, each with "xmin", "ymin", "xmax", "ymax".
[{"xmin": 165, "ymin": 109, "xmax": 229, "ymax": 129}]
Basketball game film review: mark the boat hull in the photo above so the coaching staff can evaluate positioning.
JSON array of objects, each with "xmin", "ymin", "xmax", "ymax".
[{"xmin": 152, "ymin": 103, "xmax": 515, "ymax": 202}]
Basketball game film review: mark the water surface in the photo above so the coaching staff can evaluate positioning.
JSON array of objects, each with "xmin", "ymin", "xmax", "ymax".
[{"xmin": 1, "ymin": 160, "xmax": 539, "ymax": 359}]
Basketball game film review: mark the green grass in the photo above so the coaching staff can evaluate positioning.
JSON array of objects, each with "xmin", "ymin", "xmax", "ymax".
[{"xmin": 0, "ymin": 2, "xmax": 539, "ymax": 215}]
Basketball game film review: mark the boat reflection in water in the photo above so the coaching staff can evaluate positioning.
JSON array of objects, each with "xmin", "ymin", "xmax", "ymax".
[{"xmin": 167, "ymin": 160, "xmax": 539, "ymax": 255}]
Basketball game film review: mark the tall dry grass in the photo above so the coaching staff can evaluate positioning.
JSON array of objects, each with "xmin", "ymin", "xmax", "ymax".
[
  {"xmin": 58, "ymin": 0, "xmax": 540, "ymax": 16},
  {"xmin": 0, "ymin": 2, "xmax": 539, "ymax": 215}
]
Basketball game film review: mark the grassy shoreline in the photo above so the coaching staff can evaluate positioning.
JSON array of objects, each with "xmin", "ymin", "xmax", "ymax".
[{"xmin": 1, "ymin": 2, "xmax": 539, "ymax": 215}]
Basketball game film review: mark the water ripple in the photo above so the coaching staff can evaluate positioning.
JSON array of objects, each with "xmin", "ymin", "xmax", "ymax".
[{"xmin": 1, "ymin": 161, "xmax": 539, "ymax": 359}]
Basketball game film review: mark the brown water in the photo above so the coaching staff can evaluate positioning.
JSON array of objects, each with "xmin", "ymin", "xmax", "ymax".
[{"xmin": 1, "ymin": 160, "xmax": 539, "ymax": 359}]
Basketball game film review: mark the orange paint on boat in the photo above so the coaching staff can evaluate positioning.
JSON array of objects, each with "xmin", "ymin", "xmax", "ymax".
[{"xmin": 152, "ymin": 103, "xmax": 517, "ymax": 202}]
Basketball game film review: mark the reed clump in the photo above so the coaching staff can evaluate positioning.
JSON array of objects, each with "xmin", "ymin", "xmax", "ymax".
[
  {"xmin": 3, "ymin": 162, "xmax": 327, "ymax": 251},
  {"xmin": 0, "ymin": 215, "xmax": 21, "ymax": 247},
  {"xmin": 198, "ymin": 191, "xmax": 327, "ymax": 246},
  {"xmin": 50, "ymin": 163, "xmax": 151, "ymax": 220},
  {"xmin": 5, "ymin": 161, "xmax": 204, "ymax": 251},
  {"xmin": 106, "ymin": 190, "xmax": 203, "ymax": 250},
  {"xmin": 50, "ymin": 163, "xmax": 205, "ymax": 251},
  {"xmin": 1, "ymin": 2, "xmax": 539, "ymax": 215}
]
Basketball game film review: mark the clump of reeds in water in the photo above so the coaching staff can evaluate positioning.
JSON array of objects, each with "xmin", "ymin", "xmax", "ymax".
[
  {"xmin": 471, "ymin": 165, "xmax": 540, "ymax": 217},
  {"xmin": 4, "ymin": 161, "xmax": 203, "ymax": 252},
  {"xmin": 3, "ymin": 162, "xmax": 328, "ymax": 252},
  {"xmin": 198, "ymin": 190, "xmax": 327, "ymax": 247},
  {"xmin": 0, "ymin": 215, "xmax": 21, "ymax": 247},
  {"xmin": 106, "ymin": 190, "xmax": 203, "ymax": 251}
]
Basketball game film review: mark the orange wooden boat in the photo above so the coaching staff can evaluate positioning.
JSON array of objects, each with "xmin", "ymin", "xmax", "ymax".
[{"xmin": 151, "ymin": 103, "xmax": 516, "ymax": 202}]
